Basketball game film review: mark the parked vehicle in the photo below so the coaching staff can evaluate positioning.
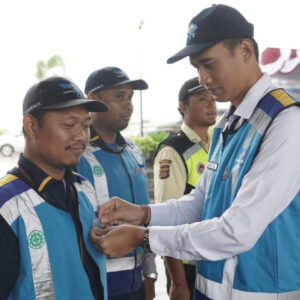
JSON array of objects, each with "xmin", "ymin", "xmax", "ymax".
[{"xmin": 0, "ymin": 133, "xmax": 24, "ymax": 157}]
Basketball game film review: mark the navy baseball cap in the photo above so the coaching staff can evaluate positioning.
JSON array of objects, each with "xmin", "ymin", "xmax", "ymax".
[
  {"xmin": 84, "ymin": 67, "xmax": 148, "ymax": 95},
  {"xmin": 23, "ymin": 76, "xmax": 108, "ymax": 116},
  {"xmin": 167, "ymin": 4, "xmax": 254, "ymax": 64},
  {"xmin": 178, "ymin": 77, "xmax": 206, "ymax": 102}
]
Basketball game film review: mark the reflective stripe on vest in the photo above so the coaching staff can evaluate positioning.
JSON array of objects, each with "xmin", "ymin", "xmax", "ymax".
[
  {"xmin": 1, "ymin": 189, "xmax": 55, "ymax": 300},
  {"xmin": 195, "ymin": 272, "xmax": 300, "ymax": 300},
  {"xmin": 183, "ymin": 144, "xmax": 208, "ymax": 187},
  {"xmin": 82, "ymin": 144, "xmax": 109, "ymax": 205},
  {"xmin": 106, "ymin": 253, "xmax": 143, "ymax": 273}
]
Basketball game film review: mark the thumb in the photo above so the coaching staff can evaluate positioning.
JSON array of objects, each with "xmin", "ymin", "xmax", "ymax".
[{"xmin": 90, "ymin": 226, "xmax": 110, "ymax": 237}]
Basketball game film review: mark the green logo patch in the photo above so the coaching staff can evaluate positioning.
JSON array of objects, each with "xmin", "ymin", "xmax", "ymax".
[
  {"xmin": 93, "ymin": 165, "xmax": 103, "ymax": 177},
  {"xmin": 28, "ymin": 230, "xmax": 45, "ymax": 249}
]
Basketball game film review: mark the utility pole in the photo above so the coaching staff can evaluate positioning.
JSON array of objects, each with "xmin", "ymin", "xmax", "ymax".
[{"xmin": 139, "ymin": 20, "xmax": 144, "ymax": 136}]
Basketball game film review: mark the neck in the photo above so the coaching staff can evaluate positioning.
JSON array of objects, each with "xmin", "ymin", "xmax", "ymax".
[
  {"xmin": 184, "ymin": 121, "xmax": 209, "ymax": 143},
  {"xmin": 232, "ymin": 68, "xmax": 264, "ymax": 108},
  {"xmin": 92, "ymin": 125, "xmax": 117, "ymax": 143},
  {"xmin": 23, "ymin": 150, "xmax": 65, "ymax": 180}
]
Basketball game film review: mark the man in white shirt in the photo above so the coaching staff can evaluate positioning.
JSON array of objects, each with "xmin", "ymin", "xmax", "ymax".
[{"xmin": 90, "ymin": 4, "xmax": 300, "ymax": 300}]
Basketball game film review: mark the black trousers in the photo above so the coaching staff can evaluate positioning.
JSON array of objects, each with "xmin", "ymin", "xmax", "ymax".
[{"xmin": 109, "ymin": 284, "xmax": 145, "ymax": 300}]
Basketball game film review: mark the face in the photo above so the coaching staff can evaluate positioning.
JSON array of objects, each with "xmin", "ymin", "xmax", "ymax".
[
  {"xmin": 25, "ymin": 107, "xmax": 91, "ymax": 175},
  {"xmin": 190, "ymin": 41, "xmax": 250, "ymax": 107},
  {"xmin": 91, "ymin": 84, "xmax": 134, "ymax": 132},
  {"xmin": 182, "ymin": 90, "xmax": 217, "ymax": 127}
]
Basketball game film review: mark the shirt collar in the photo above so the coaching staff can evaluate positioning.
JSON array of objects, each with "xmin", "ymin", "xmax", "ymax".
[
  {"xmin": 18, "ymin": 154, "xmax": 80, "ymax": 193},
  {"xmin": 229, "ymin": 73, "xmax": 275, "ymax": 120},
  {"xmin": 181, "ymin": 123, "xmax": 202, "ymax": 143},
  {"xmin": 89, "ymin": 126, "xmax": 127, "ymax": 152},
  {"xmin": 181, "ymin": 122, "xmax": 211, "ymax": 152}
]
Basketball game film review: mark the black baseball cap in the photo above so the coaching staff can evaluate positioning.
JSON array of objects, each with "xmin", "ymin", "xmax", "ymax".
[
  {"xmin": 167, "ymin": 4, "xmax": 254, "ymax": 64},
  {"xmin": 178, "ymin": 77, "xmax": 206, "ymax": 102},
  {"xmin": 84, "ymin": 67, "xmax": 148, "ymax": 95},
  {"xmin": 23, "ymin": 76, "xmax": 108, "ymax": 116}
]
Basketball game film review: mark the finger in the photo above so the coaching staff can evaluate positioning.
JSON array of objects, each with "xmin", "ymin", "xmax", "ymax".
[{"xmin": 91, "ymin": 226, "xmax": 110, "ymax": 237}]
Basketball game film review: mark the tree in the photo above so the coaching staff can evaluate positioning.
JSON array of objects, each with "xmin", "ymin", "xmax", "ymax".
[{"xmin": 35, "ymin": 55, "xmax": 66, "ymax": 80}]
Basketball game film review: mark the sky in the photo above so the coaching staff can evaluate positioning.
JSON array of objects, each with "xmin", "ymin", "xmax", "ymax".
[{"xmin": 0, "ymin": 0, "xmax": 299, "ymax": 134}]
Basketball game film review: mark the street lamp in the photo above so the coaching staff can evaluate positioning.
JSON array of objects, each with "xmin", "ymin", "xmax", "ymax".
[{"xmin": 139, "ymin": 19, "xmax": 144, "ymax": 136}]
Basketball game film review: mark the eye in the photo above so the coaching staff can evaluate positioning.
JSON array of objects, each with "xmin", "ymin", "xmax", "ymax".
[{"xmin": 64, "ymin": 123, "xmax": 74, "ymax": 128}]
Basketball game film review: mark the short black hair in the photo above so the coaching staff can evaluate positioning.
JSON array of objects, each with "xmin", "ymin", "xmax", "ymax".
[
  {"xmin": 23, "ymin": 110, "xmax": 48, "ymax": 136},
  {"xmin": 222, "ymin": 37, "xmax": 259, "ymax": 61}
]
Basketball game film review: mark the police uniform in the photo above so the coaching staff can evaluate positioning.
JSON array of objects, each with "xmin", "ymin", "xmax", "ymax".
[{"xmin": 154, "ymin": 123, "xmax": 210, "ymax": 203}]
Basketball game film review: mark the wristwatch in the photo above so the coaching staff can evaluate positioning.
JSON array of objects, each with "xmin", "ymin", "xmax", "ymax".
[
  {"xmin": 143, "ymin": 272, "xmax": 158, "ymax": 281},
  {"xmin": 141, "ymin": 228, "xmax": 152, "ymax": 253}
]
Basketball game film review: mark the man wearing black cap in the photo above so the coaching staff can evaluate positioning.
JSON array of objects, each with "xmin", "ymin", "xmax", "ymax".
[
  {"xmin": 77, "ymin": 67, "xmax": 157, "ymax": 300},
  {"xmin": 90, "ymin": 5, "xmax": 300, "ymax": 300},
  {"xmin": 0, "ymin": 76, "xmax": 109, "ymax": 300},
  {"xmin": 153, "ymin": 77, "xmax": 216, "ymax": 299}
]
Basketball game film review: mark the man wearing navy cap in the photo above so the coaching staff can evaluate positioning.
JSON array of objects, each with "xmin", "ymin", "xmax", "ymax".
[
  {"xmin": 90, "ymin": 5, "xmax": 300, "ymax": 300},
  {"xmin": 0, "ymin": 76, "xmax": 109, "ymax": 299},
  {"xmin": 78, "ymin": 67, "xmax": 157, "ymax": 300}
]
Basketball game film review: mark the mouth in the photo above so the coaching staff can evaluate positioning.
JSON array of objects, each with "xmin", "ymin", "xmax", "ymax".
[{"xmin": 66, "ymin": 144, "xmax": 86, "ymax": 155}]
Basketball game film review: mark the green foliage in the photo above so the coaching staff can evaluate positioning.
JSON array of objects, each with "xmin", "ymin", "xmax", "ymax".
[
  {"xmin": 131, "ymin": 131, "xmax": 168, "ymax": 163},
  {"xmin": 35, "ymin": 55, "xmax": 66, "ymax": 80}
]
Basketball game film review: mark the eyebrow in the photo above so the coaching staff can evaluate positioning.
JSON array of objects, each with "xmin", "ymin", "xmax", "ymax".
[{"xmin": 63, "ymin": 115, "xmax": 92, "ymax": 121}]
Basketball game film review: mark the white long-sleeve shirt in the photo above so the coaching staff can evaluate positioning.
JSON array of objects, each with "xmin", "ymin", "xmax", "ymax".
[{"xmin": 149, "ymin": 73, "xmax": 300, "ymax": 261}]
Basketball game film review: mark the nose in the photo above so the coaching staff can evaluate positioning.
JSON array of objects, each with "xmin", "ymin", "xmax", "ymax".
[
  {"xmin": 198, "ymin": 67, "xmax": 211, "ymax": 86},
  {"xmin": 123, "ymin": 97, "xmax": 133, "ymax": 110},
  {"xmin": 73, "ymin": 125, "xmax": 89, "ymax": 142}
]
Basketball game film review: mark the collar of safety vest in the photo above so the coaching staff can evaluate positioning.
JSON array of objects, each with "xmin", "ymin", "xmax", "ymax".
[
  {"xmin": 17, "ymin": 154, "xmax": 81, "ymax": 193},
  {"xmin": 89, "ymin": 126, "xmax": 127, "ymax": 153}
]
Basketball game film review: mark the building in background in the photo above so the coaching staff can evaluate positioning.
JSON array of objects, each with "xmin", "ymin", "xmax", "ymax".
[{"xmin": 261, "ymin": 47, "xmax": 300, "ymax": 98}]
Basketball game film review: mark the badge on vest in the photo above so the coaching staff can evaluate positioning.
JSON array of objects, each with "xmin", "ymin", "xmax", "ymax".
[
  {"xmin": 236, "ymin": 147, "xmax": 249, "ymax": 165},
  {"xmin": 159, "ymin": 159, "xmax": 172, "ymax": 179},
  {"xmin": 222, "ymin": 166, "xmax": 229, "ymax": 180},
  {"xmin": 92, "ymin": 164, "xmax": 104, "ymax": 177},
  {"xmin": 28, "ymin": 230, "xmax": 45, "ymax": 249},
  {"xmin": 196, "ymin": 162, "xmax": 205, "ymax": 175},
  {"xmin": 206, "ymin": 161, "xmax": 218, "ymax": 171}
]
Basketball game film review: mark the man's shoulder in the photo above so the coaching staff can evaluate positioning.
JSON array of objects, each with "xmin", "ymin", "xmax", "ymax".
[{"xmin": 0, "ymin": 174, "xmax": 30, "ymax": 209}]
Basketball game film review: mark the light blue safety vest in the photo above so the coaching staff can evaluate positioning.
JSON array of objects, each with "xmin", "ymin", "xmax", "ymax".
[
  {"xmin": 0, "ymin": 174, "xmax": 107, "ymax": 300},
  {"xmin": 78, "ymin": 139, "xmax": 149, "ymax": 297},
  {"xmin": 195, "ymin": 90, "xmax": 300, "ymax": 300}
]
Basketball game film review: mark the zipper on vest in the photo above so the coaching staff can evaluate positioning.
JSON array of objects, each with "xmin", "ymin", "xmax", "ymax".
[{"xmin": 120, "ymin": 151, "xmax": 138, "ymax": 292}]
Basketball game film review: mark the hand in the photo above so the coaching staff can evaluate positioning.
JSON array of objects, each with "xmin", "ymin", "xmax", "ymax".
[
  {"xmin": 169, "ymin": 280, "xmax": 190, "ymax": 300},
  {"xmin": 143, "ymin": 277, "xmax": 155, "ymax": 300},
  {"xmin": 90, "ymin": 224, "xmax": 145, "ymax": 257},
  {"xmin": 99, "ymin": 197, "xmax": 145, "ymax": 227}
]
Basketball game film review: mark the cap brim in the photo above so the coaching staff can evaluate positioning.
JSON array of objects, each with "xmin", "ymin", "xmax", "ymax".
[
  {"xmin": 91, "ymin": 79, "xmax": 148, "ymax": 94},
  {"xmin": 188, "ymin": 85, "xmax": 206, "ymax": 94},
  {"xmin": 167, "ymin": 40, "xmax": 219, "ymax": 64},
  {"xmin": 44, "ymin": 99, "xmax": 109, "ymax": 112}
]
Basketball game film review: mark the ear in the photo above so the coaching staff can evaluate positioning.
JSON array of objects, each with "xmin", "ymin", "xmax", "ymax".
[
  {"xmin": 239, "ymin": 39, "xmax": 254, "ymax": 62},
  {"xmin": 179, "ymin": 101, "xmax": 188, "ymax": 115},
  {"xmin": 88, "ymin": 93, "xmax": 97, "ymax": 100},
  {"xmin": 23, "ymin": 114, "xmax": 39, "ymax": 139}
]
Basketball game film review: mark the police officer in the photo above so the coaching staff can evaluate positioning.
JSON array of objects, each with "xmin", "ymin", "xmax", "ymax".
[
  {"xmin": 0, "ymin": 76, "xmax": 109, "ymax": 299},
  {"xmin": 153, "ymin": 77, "xmax": 216, "ymax": 300},
  {"xmin": 77, "ymin": 67, "xmax": 157, "ymax": 300}
]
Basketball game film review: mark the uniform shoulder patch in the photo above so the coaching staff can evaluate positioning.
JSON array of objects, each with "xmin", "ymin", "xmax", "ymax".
[{"xmin": 159, "ymin": 159, "xmax": 172, "ymax": 179}]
